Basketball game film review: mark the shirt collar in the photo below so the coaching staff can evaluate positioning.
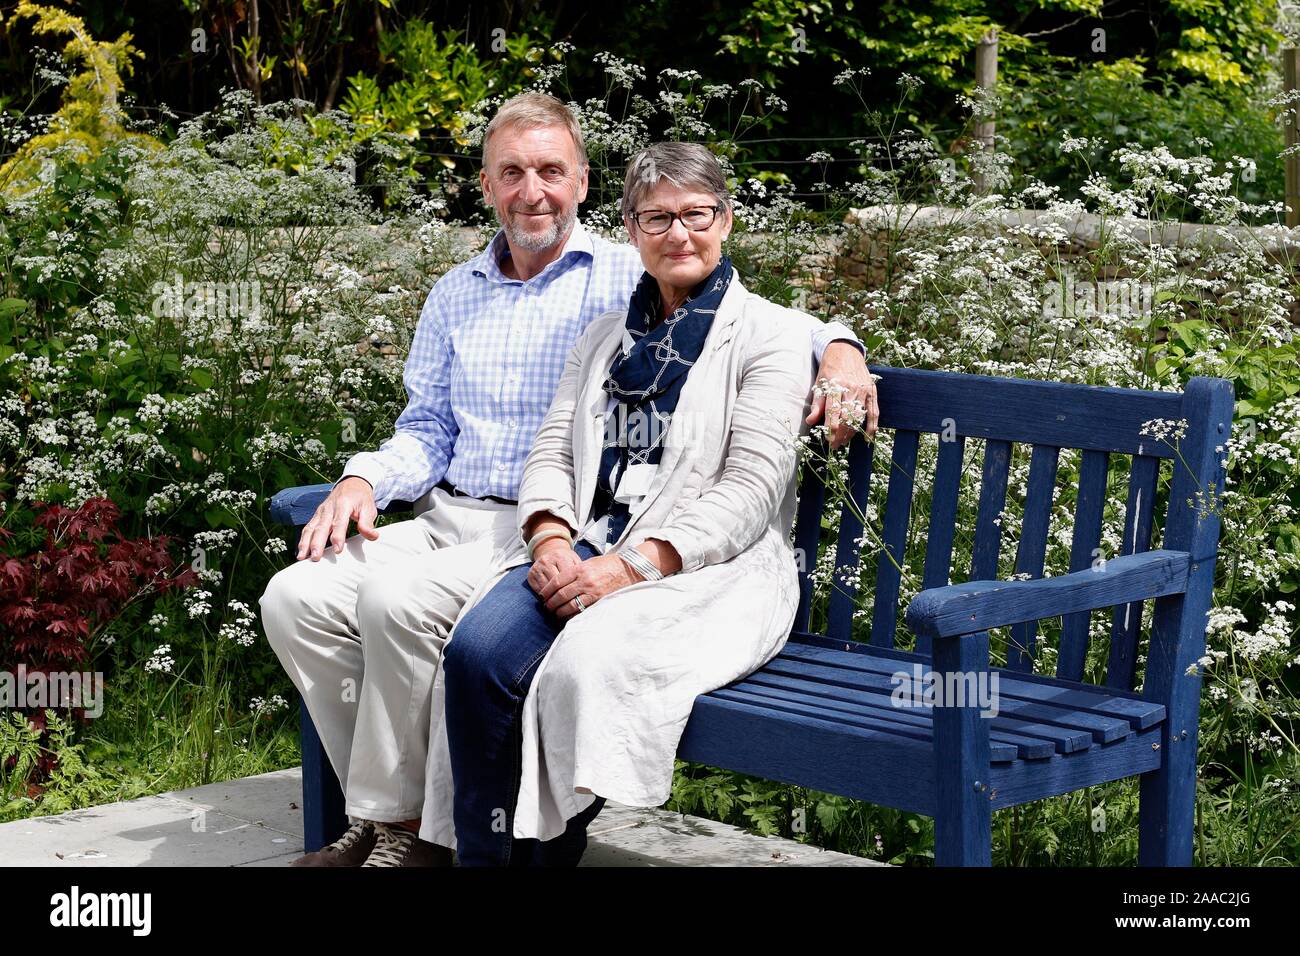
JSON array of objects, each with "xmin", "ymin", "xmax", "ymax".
[{"xmin": 472, "ymin": 219, "xmax": 596, "ymax": 284}]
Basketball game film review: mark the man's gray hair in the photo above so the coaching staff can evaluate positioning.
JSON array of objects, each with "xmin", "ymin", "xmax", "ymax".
[
  {"xmin": 621, "ymin": 142, "xmax": 732, "ymax": 221},
  {"xmin": 482, "ymin": 92, "xmax": 588, "ymax": 169}
]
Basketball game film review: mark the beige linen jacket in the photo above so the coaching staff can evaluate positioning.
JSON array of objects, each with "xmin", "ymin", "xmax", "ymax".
[{"xmin": 420, "ymin": 270, "xmax": 816, "ymax": 847}]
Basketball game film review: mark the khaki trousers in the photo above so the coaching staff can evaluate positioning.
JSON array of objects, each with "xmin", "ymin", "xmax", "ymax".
[{"xmin": 259, "ymin": 486, "xmax": 517, "ymax": 822}]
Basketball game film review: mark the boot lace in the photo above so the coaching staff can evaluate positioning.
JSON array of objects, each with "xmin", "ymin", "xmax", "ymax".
[{"xmin": 362, "ymin": 822, "xmax": 417, "ymax": 867}]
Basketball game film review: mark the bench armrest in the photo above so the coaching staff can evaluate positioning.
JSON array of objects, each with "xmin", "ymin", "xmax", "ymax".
[
  {"xmin": 268, "ymin": 483, "xmax": 416, "ymax": 527},
  {"xmin": 905, "ymin": 549, "xmax": 1191, "ymax": 640}
]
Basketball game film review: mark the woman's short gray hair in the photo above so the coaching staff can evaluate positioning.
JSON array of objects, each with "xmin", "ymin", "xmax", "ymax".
[{"xmin": 621, "ymin": 142, "xmax": 732, "ymax": 222}]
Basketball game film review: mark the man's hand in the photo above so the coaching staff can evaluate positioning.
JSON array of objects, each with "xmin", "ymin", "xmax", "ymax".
[
  {"xmin": 806, "ymin": 341, "xmax": 879, "ymax": 449},
  {"xmin": 297, "ymin": 476, "xmax": 380, "ymax": 561},
  {"xmin": 537, "ymin": 553, "xmax": 639, "ymax": 620}
]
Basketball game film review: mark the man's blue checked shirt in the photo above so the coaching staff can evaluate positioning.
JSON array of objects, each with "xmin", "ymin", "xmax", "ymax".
[{"xmin": 340, "ymin": 221, "xmax": 858, "ymax": 510}]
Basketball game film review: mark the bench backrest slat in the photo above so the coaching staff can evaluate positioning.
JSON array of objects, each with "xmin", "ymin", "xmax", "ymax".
[
  {"xmin": 922, "ymin": 435, "xmax": 966, "ymax": 592},
  {"xmin": 791, "ymin": 366, "xmax": 1231, "ymax": 695},
  {"xmin": 969, "ymin": 438, "xmax": 1011, "ymax": 583},
  {"xmin": 869, "ymin": 429, "xmax": 920, "ymax": 647},
  {"xmin": 791, "ymin": 450, "xmax": 827, "ymax": 634},
  {"xmin": 826, "ymin": 437, "xmax": 876, "ymax": 641},
  {"xmin": 1105, "ymin": 453, "xmax": 1162, "ymax": 690},
  {"xmin": 1057, "ymin": 449, "xmax": 1111, "ymax": 682},
  {"xmin": 864, "ymin": 366, "xmax": 1184, "ymax": 457},
  {"xmin": 1007, "ymin": 444, "xmax": 1060, "ymax": 672},
  {"xmin": 913, "ymin": 434, "xmax": 966, "ymax": 659}
]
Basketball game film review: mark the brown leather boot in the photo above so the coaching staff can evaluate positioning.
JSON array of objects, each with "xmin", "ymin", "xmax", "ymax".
[
  {"xmin": 361, "ymin": 822, "xmax": 454, "ymax": 867},
  {"xmin": 289, "ymin": 820, "xmax": 377, "ymax": 867}
]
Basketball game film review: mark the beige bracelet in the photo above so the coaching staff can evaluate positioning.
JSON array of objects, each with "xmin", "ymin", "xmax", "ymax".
[{"xmin": 526, "ymin": 528, "xmax": 573, "ymax": 561}]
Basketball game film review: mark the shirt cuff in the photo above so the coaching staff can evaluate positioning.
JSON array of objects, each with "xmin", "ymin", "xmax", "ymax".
[
  {"xmin": 812, "ymin": 321, "xmax": 863, "ymax": 362},
  {"xmin": 339, "ymin": 454, "xmax": 389, "ymax": 507}
]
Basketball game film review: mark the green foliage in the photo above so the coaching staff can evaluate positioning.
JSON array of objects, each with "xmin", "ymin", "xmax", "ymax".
[
  {"xmin": 862, "ymin": 0, "xmax": 1280, "ymax": 90},
  {"xmin": 0, "ymin": 689, "xmax": 303, "ymax": 824},
  {"xmin": 1000, "ymin": 60, "xmax": 1286, "ymax": 214},
  {"xmin": 0, "ymin": 143, "xmax": 134, "ymax": 314},
  {"xmin": 340, "ymin": 18, "xmax": 549, "ymax": 189},
  {"xmin": 712, "ymin": 0, "xmax": 871, "ymax": 79},
  {"xmin": 0, "ymin": 1, "xmax": 158, "ymax": 194},
  {"xmin": 1, "ymin": 710, "xmax": 113, "ymax": 817},
  {"xmin": 669, "ymin": 760, "xmax": 936, "ymax": 864},
  {"xmin": 1163, "ymin": 0, "xmax": 1279, "ymax": 84},
  {"xmin": 0, "ymin": 91, "xmax": 471, "ymax": 814}
]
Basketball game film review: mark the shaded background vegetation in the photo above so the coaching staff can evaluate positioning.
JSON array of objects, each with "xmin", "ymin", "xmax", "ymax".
[{"xmin": 1, "ymin": 0, "xmax": 1293, "ymax": 213}]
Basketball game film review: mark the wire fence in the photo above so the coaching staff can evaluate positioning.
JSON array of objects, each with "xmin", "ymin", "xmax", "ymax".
[{"xmin": 6, "ymin": 85, "xmax": 981, "ymax": 208}]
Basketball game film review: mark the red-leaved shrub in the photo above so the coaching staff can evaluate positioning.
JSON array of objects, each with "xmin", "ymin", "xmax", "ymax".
[{"xmin": 0, "ymin": 497, "xmax": 198, "ymax": 674}]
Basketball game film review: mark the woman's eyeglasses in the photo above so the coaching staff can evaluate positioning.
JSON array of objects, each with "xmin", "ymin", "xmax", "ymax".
[{"xmin": 631, "ymin": 205, "xmax": 722, "ymax": 235}]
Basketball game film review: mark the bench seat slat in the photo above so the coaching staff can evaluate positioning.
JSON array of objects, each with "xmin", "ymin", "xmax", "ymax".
[
  {"xmin": 756, "ymin": 658, "xmax": 1096, "ymax": 753},
  {"xmin": 734, "ymin": 674, "xmax": 1057, "ymax": 759},
  {"xmin": 742, "ymin": 661, "xmax": 1130, "ymax": 744},
  {"xmin": 679, "ymin": 696, "xmax": 1163, "ymax": 815},
  {"xmin": 679, "ymin": 695, "xmax": 939, "ymax": 816},
  {"xmin": 712, "ymin": 686, "xmax": 1024, "ymax": 764},
  {"xmin": 780, "ymin": 639, "xmax": 1167, "ymax": 729},
  {"xmin": 985, "ymin": 727, "xmax": 1164, "ymax": 809}
]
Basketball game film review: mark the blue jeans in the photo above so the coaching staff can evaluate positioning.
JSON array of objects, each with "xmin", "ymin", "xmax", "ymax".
[{"xmin": 443, "ymin": 540, "xmax": 607, "ymax": 866}]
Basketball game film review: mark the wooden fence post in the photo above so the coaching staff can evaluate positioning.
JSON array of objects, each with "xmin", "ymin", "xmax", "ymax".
[
  {"xmin": 974, "ymin": 29, "xmax": 999, "ymax": 194},
  {"xmin": 1284, "ymin": 47, "xmax": 1300, "ymax": 229}
]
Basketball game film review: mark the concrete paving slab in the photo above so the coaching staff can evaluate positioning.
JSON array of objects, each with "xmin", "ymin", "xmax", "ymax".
[
  {"xmin": 580, "ymin": 805, "xmax": 880, "ymax": 866},
  {"xmin": 0, "ymin": 768, "xmax": 885, "ymax": 867},
  {"xmin": 155, "ymin": 768, "xmax": 305, "ymax": 836},
  {"xmin": 0, "ymin": 794, "xmax": 299, "ymax": 867}
]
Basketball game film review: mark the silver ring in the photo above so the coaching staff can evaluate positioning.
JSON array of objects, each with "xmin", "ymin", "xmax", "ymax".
[{"xmin": 572, "ymin": 595, "xmax": 587, "ymax": 613}]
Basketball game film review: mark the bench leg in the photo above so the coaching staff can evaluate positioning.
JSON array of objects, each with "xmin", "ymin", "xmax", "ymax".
[
  {"xmin": 300, "ymin": 694, "xmax": 348, "ymax": 853},
  {"xmin": 1136, "ymin": 729, "xmax": 1197, "ymax": 866},
  {"xmin": 1136, "ymin": 589, "xmax": 1203, "ymax": 866},
  {"xmin": 931, "ymin": 631, "xmax": 993, "ymax": 866}
]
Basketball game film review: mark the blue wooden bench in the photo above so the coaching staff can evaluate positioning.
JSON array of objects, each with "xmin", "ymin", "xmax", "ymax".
[{"xmin": 269, "ymin": 364, "xmax": 1232, "ymax": 865}]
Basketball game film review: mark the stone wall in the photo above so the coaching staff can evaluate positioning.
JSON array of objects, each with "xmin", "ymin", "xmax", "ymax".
[{"xmin": 832, "ymin": 204, "xmax": 1300, "ymax": 292}]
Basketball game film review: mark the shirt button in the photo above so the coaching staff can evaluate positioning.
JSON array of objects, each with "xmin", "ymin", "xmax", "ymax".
[
  {"xmin": 497, "ymin": 463, "xmax": 506, "ymax": 472},
  {"xmin": 508, "ymin": 420, "xmax": 517, "ymax": 428}
]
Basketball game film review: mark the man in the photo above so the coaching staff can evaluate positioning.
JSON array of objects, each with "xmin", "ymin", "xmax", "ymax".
[{"xmin": 259, "ymin": 92, "xmax": 878, "ymax": 867}]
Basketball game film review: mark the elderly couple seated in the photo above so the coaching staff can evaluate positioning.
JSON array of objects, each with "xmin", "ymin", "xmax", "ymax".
[{"xmin": 259, "ymin": 92, "xmax": 879, "ymax": 867}]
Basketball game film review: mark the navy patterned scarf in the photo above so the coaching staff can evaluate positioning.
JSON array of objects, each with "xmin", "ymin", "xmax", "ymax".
[{"xmin": 588, "ymin": 254, "xmax": 734, "ymax": 546}]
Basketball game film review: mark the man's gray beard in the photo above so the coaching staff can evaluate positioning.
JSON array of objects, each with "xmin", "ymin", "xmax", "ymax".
[{"xmin": 501, "ymin": 203, "xmax": 577, "ymax": 252}]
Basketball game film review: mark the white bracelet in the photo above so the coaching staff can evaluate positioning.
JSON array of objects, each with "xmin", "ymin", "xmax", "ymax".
[
  {"xmin": 526, "ymin": 528, "xmax": 573, "ymax": 561},
  {"xmin": 618, "ymin": 546, "xmax": 664, "ymax": 582}
]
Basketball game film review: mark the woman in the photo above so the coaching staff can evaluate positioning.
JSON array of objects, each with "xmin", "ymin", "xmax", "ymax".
[{"xmin": 420, "ymin": 141, "xmax": 816, "ymax": 865}]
